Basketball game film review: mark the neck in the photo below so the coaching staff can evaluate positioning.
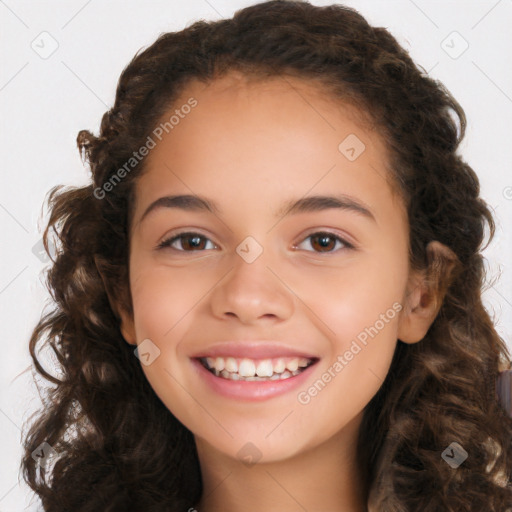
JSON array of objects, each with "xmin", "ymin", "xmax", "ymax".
[{"xmin": 194, "ymin": 414, "xmax": 367, "ymax": 512}]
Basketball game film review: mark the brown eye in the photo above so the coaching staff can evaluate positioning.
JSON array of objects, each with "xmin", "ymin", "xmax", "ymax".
[
  {"xmin": 180, "ymin": 235, "xmax": 208, "ymax": 250},
  {"xmin": 296, "ymin": 231, "xmax": 353, "ymax": 253},
  {"xmin": 310, "ymin": 233, "xmax": 337, "ymax": 252},
  {"xmin": 157, "ymin": 232, "xmax": 216, "ymax": 251}
]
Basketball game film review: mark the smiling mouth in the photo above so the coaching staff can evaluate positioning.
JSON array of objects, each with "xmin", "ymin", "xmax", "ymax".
[{"xmin": 198, "ymin": 356, "xmax": 318, "ymax": 382}]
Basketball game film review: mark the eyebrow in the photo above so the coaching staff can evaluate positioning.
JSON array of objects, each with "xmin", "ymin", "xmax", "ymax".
[{"xmin": 138, "ymin": 193, "xmax": 376, "ymax": 224}]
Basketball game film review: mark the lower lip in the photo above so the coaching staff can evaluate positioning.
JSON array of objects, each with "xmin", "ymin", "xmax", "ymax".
[{"xmin": 191, "ymin": 358, "xmax": 318, "ymax": 402}]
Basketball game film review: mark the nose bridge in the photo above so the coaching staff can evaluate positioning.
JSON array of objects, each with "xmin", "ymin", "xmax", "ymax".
[
  {"xmin": 230, "ymin": 243, "xmax": 272, "ymax": 294},
  {"xmin": 210, "ymin": 237, "xmax": 294, "ymax": 322}
]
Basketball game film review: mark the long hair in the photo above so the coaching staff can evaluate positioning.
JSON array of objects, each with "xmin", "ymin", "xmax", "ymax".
[{"xmin": 21, "ymin": 1, "xmax": 512, "ymax": 510}]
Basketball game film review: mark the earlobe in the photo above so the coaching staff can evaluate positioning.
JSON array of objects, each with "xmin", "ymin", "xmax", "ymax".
[
  {"xmin": 119, "ymin": 311, "xmax": 137, "ymax": 346},
  {"xmin": 397, "ymin": 241, "xmax": 459, "ymax": 344},
  {"xmin": 397, "ymin": 276, "xmax": 437, "ymax": 344},
  {"xmin": 94, "ymin": 254, "xmax": 137, "ymax": 346}
]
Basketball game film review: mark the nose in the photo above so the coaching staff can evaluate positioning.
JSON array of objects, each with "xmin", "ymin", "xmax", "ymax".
[{"xmin": 209, "ymin": 249, "xmax": 295, "ymax": 325}]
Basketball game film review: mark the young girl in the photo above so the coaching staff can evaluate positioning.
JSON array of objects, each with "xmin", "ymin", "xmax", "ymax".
[{"xmin": 21, "ymin": 1, "xmax": 512, "ymax": 510}]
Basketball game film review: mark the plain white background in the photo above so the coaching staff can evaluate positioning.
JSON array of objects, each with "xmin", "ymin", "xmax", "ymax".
[{"xmin": 1, "ymin": 1, "xmax": 511, "ymax": 510}]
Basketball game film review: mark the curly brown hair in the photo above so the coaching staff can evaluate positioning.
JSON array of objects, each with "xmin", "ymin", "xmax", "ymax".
[{"xmin": 21, "ymin": 1, "xmax": 512, "ymax": 511}]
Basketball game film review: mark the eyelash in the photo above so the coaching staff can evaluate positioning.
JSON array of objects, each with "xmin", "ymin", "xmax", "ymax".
[{"xmin": 155, "ymin": 230, "xmax": 354, "ymax": 253}]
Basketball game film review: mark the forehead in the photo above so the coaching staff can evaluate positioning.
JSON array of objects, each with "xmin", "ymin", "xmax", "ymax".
[
  {"xmin": 179, "ymin": 70, "xmax": 376, "ymax": 131},
  {"xmin": 131, "ymin": 71, "xmax": 404, "ymax": 227}
]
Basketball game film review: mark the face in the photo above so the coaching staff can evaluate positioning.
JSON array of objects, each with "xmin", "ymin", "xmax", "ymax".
[{"xmin": 120, "ymin": 72, "xmax": 427, "ymax": 465}]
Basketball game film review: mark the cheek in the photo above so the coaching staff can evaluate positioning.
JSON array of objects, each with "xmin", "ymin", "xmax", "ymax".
[
  {"xmin": 130, "ymin": 264, "xmax": 215, "ymax": 341},
  {"xmin": 128, "ymin": 265, "xmax": 220, "ymax": 419},
  {"xmin": 295, "ymin": 279, "xmax": 401, "ymax": 435},
  {"xmin": 294, "ymin": 335, "xmax": 396, "ymax": 452},
  {"xmin": 283, "ymin": 251, "xmax": 407, "ymax": 348},
  {"xmin": 287, "ymin": 252, "xmax": 404, "ymax": 410},
  {"xmin": 128, "ymin": 270, "xmax": 201, "ymax": 428}
]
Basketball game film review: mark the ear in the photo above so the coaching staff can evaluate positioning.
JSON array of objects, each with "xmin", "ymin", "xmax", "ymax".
[
  {"xmin": 397, "ymin": 241, "xmax": 459, "ymax": 344},
  {"xmin": 94, "ymin": 255, "xmax": 137, "ymax": 346},
  {"xmin": 118, "ymin": 309, "xmax": 137, "ymax": 346}
]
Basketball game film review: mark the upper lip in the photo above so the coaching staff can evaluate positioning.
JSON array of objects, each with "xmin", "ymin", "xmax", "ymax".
[{"xmin": 191, "ymin": 341, "xmax": 319, "ymax": 360}]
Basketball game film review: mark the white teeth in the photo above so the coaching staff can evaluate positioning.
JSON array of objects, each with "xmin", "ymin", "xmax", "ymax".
[
  {"xmin": 203, "ymin": 356, "xmax": 312, "ymax": 375},
  {"xmin": 238, "ymin": 359, "xmax": 256, "ymax": 377},
  {"xmin": 201, "ymin": 355, "xmax": 314, "ymax": 381},
  {"xmin": 225, "ymin": 357, "xmax": 238, "ymax": 373},
  {"xmin": 256, "ymin": 359, "xmax": 273, "ymax": 377},
  {"xmin": 273, "ymin": 358, "xmax": 286, "ymax": 374},
  {"xmin": 286, "ymin": 359, "xmax": 299, "ymax": 372}
]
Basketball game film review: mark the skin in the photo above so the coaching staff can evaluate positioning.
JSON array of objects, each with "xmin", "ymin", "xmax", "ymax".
[{"xmin": 117, "ymin": 71, "xmax": 448, "ymax": 512}]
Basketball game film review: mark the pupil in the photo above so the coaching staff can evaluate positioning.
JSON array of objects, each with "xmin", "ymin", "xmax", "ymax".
[
  {"xmin": 314, "ymin": 234, "xmax": 334, "ymax": 252},
  {"xmin": 185, "ymin": 236, "xmax": 203, "ymax": 250}
]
